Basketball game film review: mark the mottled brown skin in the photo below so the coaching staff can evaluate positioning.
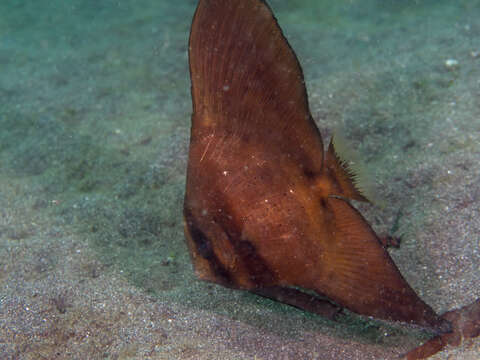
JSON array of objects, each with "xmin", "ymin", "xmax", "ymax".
[{"xmin": 184, "ymin": 0, "xmax": 453, "ymax": 340}]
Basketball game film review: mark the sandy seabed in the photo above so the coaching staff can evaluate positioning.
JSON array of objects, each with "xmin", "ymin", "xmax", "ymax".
[{"xmin": 1, "ymin": 0, "xmax": 479, "ymax": 359}]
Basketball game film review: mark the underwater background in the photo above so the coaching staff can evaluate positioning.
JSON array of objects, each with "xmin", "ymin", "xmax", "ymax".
[{"xmin": 0, "ymin": 0, "xmax": 479, "ymax": 359}]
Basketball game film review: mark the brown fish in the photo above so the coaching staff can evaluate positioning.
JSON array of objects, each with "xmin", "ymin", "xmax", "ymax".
[{"xmin": 183, "ymin": 0, "xmax": 451, "ymax": 335}]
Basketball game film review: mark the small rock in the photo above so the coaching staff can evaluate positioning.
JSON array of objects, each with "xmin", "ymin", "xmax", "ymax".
[{"xmin": 444, "ymin": 59, "xmax": 459, "ymax": 69}]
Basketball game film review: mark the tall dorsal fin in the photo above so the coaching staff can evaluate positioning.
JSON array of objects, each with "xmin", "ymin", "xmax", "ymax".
[{"xmin": 188, "ymin": 0, "xmax": 324, "ymax": 173}]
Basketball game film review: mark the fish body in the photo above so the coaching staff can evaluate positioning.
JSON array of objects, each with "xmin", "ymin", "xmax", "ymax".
[{"xmin": 184, "ymin": 0, "xmax": 450, "ymax": 334}]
